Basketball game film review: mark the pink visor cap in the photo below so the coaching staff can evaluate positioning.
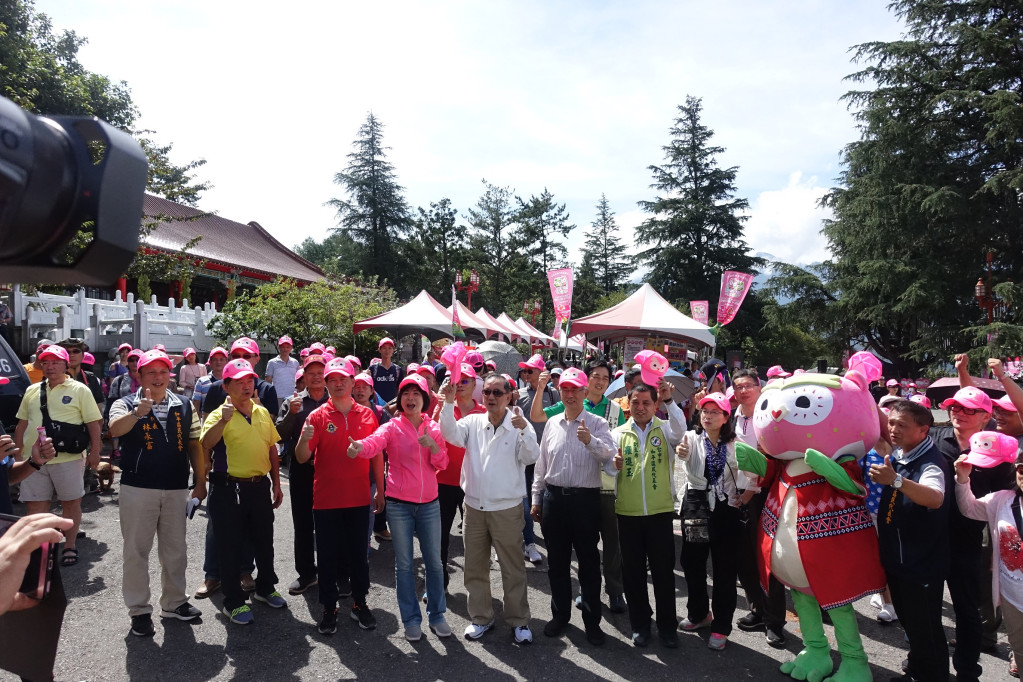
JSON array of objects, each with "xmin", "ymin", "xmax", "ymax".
[
  {"xmin": 38, "ymin": 345, "xmax": 70, "ymax": 363},
  {"xmin": 223, "ymin": 359, "xmax": 258, "ymax": 381},
  {"xmin": 324, "ymin": 358, "xmax": 356, "ymax": 379},
  {"xmin": 183, "ymin": 347, "xmax": 197, "ymax": 358},
  {"xmin": 378, "ymin": 337, "xmax": 395, "ymax": 349},
  {"xmin": 309, "ymin": 342, "xmax": 325, "ymax": 354},
  {"xmin": 415, "ymin": 364, "xmax": 436, "ymax": 377},
  {"xmin": 559, "ymin": 367, "xmax": 588, "ymax": 389},
  {"xmin": 230, "ymin": 337, "xmax": 259, "ymax": 357},
  {"xmin": 886, "ymin": 379, "xmax": 900, "ymax": 387},
  {"xmin": 354, "ymin": 372, "xmax": 374, "ymax": 388},
  {"xmin": 766, "ymin": 365, "xmax": 791, "ymax": 379},
  {"xmin": 909, "ymin": 394, "xmax": 932, "ymax": 409},
  {"xmin": 117, "ymin": 343, "xmax": 133, "ymax": 353},
  {"xmin": 138, "ymin": 350, "xmax": 173, "ymax": 370},
  {"xmin": 208, "ymin": 346, "xmax": 229, "ymax": 360},
  {"xmin": 277, "ymin": 335, "xmax": 293, "ymax": 347},
  {"xmin": 127, "ymin": 349, "xmax": 145, "ymax": 361},
  {"xmin": 82, "ymin": 352, "xmax": 96, "ymax": 365},
  {"xmin": 964, "ymin": 431, "xmax": 1021, "ymax": 468},
  {"xmin": 518, "ymin": 353, "xmax": 545, "ymax": 371},
  {"xmin": 939, "ymin": 386, "xmax": 993, "ymax": 413},
  {"xmin": 699, "ymin": 392, "xmax": 732, "ymax": 415},
  {"xmin": 406, "ymin": 363, "xmax": 421, "ymax": 375},
  {"xmin": 994, "ymin": 395, "xmax": 1018, "ymax": 413},
  {"xmin": 345, "ymin": 355, "xmax": 362, "ymax": 369},
  {"xmin": 303, "ymin": 354, "xmax": 327, "ymax": 369},
  {"xmin": 399, "ymin": 374, "xmax": 429, "ymax": 394},
  {"xmin": 299, "ymin": 348, "xmax": 310, "ymax": 358}
]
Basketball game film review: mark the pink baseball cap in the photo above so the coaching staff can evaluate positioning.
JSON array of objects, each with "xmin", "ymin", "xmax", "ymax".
[
  {"xmin": 138, "ymin": 350, "xmax": 173, "ymax": 370},
  {"xmin": 501, "ymin": 373, "xmax": 516, "ymax": 385},
  {"xmin": 117, "ymin": 343, "xmax": 133, "ymax": 353},
  {"xmin": 416, "ymin": 364, "xmax": 436, "ymax": 378},
  {"xmin": 940, "ymin": 387, "xmax": 993, "ymax": 413},
  {"xmin": 465, "ymin": 350, "xmax": 485, "ymax": 368},
  {"xmin": 38, "ymin": 345, "xmax": 70, "ymax": 363},
  {"xmin": 300, "ymin": 348, "xmax": 310, "ymax": 358},
  {"xmin": 223, "ymin": 358, "xmax": 258, "ymax": 381},
  {"xmin": 909, "ymin": 394, "xmax": 932, "ymax": 409},
  {"xmin": 308, "ymin": 342, "xmax": 325, "ymax": 354},
  {"xmin": 326, "ymin": 346, "xmax": 336, "ymax": 355},
  {"xmin": 406, "ymin": 363, "xmax": 420, "ymax": 375},
  {"xmin": 378, "ymin": 337, "xmax": 395, "ymax": 349},
  {"xmin": 724, "ymin": 386, "xmax": 735, "ymax": 400},
  {"xmin": 324, "ymin": 358, "xmax": 355, "ymax": 379},
  {"xmin": 559, "ymin": 367, "xmax": 588, "ymax": 389},
  {"xmin": 614, "ymin": 369, "xmax": 624, "ymax": 379},
  {"xmin": 484, "ymin": 360, "xmax": 497, "ymax": 372},
  {"xmin": 208, "ymin": 346, "xmax": 229, "ymax": 360},
  {"xmin": 82, "ymin": 352, "xmax": 96, "ymax": 365},
  {"xmin": 345, "ymin": 355, "xmax": 362, "ymax": 368},
  {"xmin": 354, "ymin": 372, "xmax": 374, "ymax": 388},
  {"xmin": 885, "ymin": 379, "xmax": 899, "ymax": 387},
  {"xmin": 183, "ymin": 347, "xmax": 197, "ymax": 358},
  {"xmin": 230, "ymin": 337, "xmax": 259, "ymax": 357},
  {"xmin": 295, "ymin": 368, "xmax": 304, "ymax": 381},
  {"xmin": 152, "ymin": 344, "xmax": 166, "ymax": 352},
  {"xmin": 965, "ymin": 431, "xmax": 1020, "ymax": 468},
  {"xmin": 278, "ymin": 335, "xmax": 293, "ymax": 347},
  {"xmin": 699, "ymin": 392, "xmax": 732, "ymax": 415},
  {"xmin": 303, "ymin": 354, "xmax": 328, "ymax": 368},
  {"xmin": 458, "ymin": 363, "xmax": 478, "ymax": 380},
  {"xmin": 399, "ymin": 374, "xmax": 429, "ymax": 394},
  {"xmin": 766, "ymin": 365, "xmax": 791, "ymax": 379},
  {"xmin": 127, "ymin": 349, "xmax": 145, "ymax": 361},
  {"xmin": 994, "ymin": 395, "xmax": 1018, "ymax": 413},
  {"xmin": 879, "ymin": 394, "xmax": 902, "ymax": 408},
  {"xmin": 518, "ymin": 353, "xmax": 546, "ymax": 371}
]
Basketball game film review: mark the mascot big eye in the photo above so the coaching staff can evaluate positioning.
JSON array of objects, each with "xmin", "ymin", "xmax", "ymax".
[{"xmin": 737, "ymin": 370, "xmax": 885, "ymax": 682}]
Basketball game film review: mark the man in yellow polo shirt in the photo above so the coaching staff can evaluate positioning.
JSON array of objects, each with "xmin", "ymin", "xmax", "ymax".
[
  {"xmin": 201, "ymin": 358, "xmax": 285, "ymax": 626},
  {"xmin": 14, "ymin": 345, "xmax": 103, "ymax": 567}
]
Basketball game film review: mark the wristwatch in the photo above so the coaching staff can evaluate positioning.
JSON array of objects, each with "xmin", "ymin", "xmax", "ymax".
[
  {"xmin": 28, "ymin": 458, "xmax": 42, "ymax": 470},
  {"xmin": 892, "ymin": 474, "xmax": 903, "ymax": 490}
]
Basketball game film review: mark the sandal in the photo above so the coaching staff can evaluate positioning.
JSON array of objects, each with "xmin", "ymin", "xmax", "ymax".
[
  {"xmin": 1011, "ymin": 651, "xmax": 1018, "ymax": 679},
  {"xmin": 60, "ymin": 547, "xmax": 79, "ymax": 566}
]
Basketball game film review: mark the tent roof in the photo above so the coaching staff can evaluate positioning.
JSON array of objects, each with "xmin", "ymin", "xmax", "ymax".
[
  {"xmin": 447, "ymin": 300, "xmax": 494, "ymax": 337},
  {"xmin": 354, "ymin": 290, "xmax": 481, "ymax": 339},
  {"xmin": 496, "ymin": 313, "xmax": 536, "ymax": 342},
  {"xmin": 515, "ymin": 317, "xmax": 556, "ymax": 347},
  {"xmin": 475, "ymin": 308, "xmax": 518, "ymax": 341},
  {"xmin": 571, "ymin": 283, "xmax": 716, "ymax": 348}
]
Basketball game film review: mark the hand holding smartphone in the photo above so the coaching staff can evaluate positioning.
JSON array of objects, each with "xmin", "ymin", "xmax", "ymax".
[{"xmin": 0, "ymin": 513, "xmax": 71, "ymax": 612}]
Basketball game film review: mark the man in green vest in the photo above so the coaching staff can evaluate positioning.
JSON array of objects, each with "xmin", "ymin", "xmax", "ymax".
[{"xmin": 609, "ymin": 380, "xmax": 687, "ymax": 648}]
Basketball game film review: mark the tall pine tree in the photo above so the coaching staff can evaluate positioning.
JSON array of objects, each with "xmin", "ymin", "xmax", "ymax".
[
  {"xmin": 580, "ymin": 194, "xmax": 634, "ymax": 294},
  {"xmin": 465, "ymin": 180, "xmax": 517, "ymax": 313},
  {"xmin": 511, "ymin": 189, "xmax": 574, "ymax": 329},
  {"xmin": 636, "ymin": 96, "xmax": 762, "ymax": 307},
  {"xmin": 327, "ymin": 112, "xmax": 411, "ymax": 282}
]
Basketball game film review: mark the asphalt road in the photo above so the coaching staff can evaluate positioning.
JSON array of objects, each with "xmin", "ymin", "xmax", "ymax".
[{"xmin": 3, "ymin": 467, "xmax": 1015, "ymax": 682}]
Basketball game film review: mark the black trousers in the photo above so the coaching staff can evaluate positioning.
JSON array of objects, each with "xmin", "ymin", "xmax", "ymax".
[
  {"xmin": 889, "ymin": 573, "xmax": 950, "ymax": 682},
  {"xmin": 736, "ymin": 490, "xmax": 786, "ymax": 627},
  {"xmin": 618, "ymin": 512, "xmax": 677, "ymax": 635},
  {"xmin": 288, "ymin": 458, "xmax": 316, "ymax": 580},
  {"xmin": 314, "ymin": 506, "xmax": 370, "ymax": 608},
  {"xmin": 680, "ymin": 502, "xmax": 742, "ymax": 636},
  {"xmin": 541, "ymin": 486, "xmax": 602, "ymax": 629},
  {"xmin": 211, "ymin": 477, "xmax": 279, "ymax": 611},
  {"xmin": 438, "ymin": 483, "xmax": 464, "ymax": 588},
  {"xmin": 947, "ymin": 541, "xmax": 983, "ymax": 681}
]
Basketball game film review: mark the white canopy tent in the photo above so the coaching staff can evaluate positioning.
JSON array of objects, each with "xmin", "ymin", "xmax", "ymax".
[
  {"xmin": 570, "ymin": 283, "xmax": 716, "ymax": 349},
  {"xmin": 354, "ymin": 290, "xmax": 483, "ymax": 340}
]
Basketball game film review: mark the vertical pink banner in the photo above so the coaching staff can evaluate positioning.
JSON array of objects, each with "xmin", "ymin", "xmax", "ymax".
[
  {"xmin": 547, "ymin": 268, "xmax": 574, "ymax": 321},
  {"xmin": 716, "ymin": 271, "xmax": 754, "ymax": 326},
  {"xmin": 689, "ymin": 300, "xmax": 709, "ymax": 326}
]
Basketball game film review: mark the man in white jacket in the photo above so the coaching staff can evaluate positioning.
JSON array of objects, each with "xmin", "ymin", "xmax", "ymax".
[{"xmin": 439, "ymin": 373, "xmax": 539, "ymax": 644}]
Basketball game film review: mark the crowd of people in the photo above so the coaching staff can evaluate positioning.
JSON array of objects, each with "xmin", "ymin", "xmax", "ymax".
[{"xmin": 2, "ymin": 335, "xmax": 1023, "ymax": 682}]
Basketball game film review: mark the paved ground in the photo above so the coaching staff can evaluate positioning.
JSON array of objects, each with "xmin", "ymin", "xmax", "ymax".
[{"xmin": 3, "ymin": 465, "xmax": 1016, "ymax": 682}]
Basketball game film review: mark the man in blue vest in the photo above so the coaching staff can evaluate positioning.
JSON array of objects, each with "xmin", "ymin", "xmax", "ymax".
[{"xmin": 108, "ymin": 350, "xmax": 206, "ymax": 637}]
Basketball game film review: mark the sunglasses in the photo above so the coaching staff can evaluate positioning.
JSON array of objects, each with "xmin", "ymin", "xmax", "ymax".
[
  {"xmin": 127, "ymin": 358, "xmax": 139, "ymax": 363},
  {"xmin": 232, "ymin": 353, "xmax": 256, "ymax": 360},
  {"xmin": 520, "ymin": 369, "xmax": 536, "ymax": 374},
  {"xmin": 950, "ymin": 405, "xmax": 981, "ymax": 416},
  {"xmin": 482, "ymin": 389, "xmax": 506, "ymax": 397},
  {"xmin": 457, "ymin": 378, "xmax": 472, "ymax": 386}
]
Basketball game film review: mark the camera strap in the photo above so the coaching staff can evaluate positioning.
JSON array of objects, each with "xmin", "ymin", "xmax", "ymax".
[{"xmin": 38, "ymin": 379, "xmax": 55, "ymax": 440}]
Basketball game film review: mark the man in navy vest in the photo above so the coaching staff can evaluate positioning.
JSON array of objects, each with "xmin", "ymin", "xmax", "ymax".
[{"xmin": 108, "ymin": 349, "xmax": 206, "ymax": 638}]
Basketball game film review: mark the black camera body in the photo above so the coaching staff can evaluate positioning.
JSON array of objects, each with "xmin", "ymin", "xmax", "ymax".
[{"xmin": 0, "ymin": 96, "xmax": 147, "ymax": 284}]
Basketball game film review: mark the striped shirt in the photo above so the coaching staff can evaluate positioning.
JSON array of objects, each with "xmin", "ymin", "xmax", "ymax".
[{"xmin": 531, "ymin": 408, "xmax": 616, "ymax": 504}]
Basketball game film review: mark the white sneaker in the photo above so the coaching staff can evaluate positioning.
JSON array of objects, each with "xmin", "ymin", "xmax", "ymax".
[
  {"xmin": 877, "ymin": 603, "xmax": 898, "ymax": 623},
  {"xmin": 524, "ymin": 543, "xmax": 542, "ymax": 564},
  {"xmin": 464, "ymin": 620, "xmax": 494, "ymax": 640},
  {"xmin": 869, "ymin": 593, "xmax": 883, "ymax": 610},
  {"xmin": 514, "ymin": 625, "xmax": 533, "ymax": 644}
]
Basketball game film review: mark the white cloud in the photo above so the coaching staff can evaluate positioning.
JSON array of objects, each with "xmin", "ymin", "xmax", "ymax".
[{"xmin": 744, "ymin": 173, "xmax": 832, "ymax": 266}]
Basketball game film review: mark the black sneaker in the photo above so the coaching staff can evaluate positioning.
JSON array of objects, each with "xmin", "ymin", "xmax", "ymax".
[
  {"xmin": 766, "ymin": 625, "xmax": 786, "ymax": 647},
  {"xmin": 318, "ymin": 607, "xmax": 338, "ymax": 635},
  {"xmin": 543, "ymin": 619, "xmax": 569, "ymax": 638},
  {"xmin": 585, "ymin": 625, "xmax": 606, "ymax": 646},
  {"xmin": 130, "ymin": 613, "xmax": 155, "ymax": 637},
  {"xmin": 350, "ymin": 603, "xmax": 377, "ymax": 630},
  {"xmin": 736, "ymin": 611, "xmax": 764, "ymax": 631},
  {"xmin": 160, "ymin": 602, "xmax": 201, "ymax": 621},
  {"xmin": 338, "ymin": 577, "xmax": 352, "ymax": 598}
]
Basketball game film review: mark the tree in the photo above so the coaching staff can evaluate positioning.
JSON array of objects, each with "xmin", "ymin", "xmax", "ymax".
[
  {"xmin": 636, "ymin": 95, "xmax": 763, "ymax": 309},
  {"xmin": 465, "ymin": 180, "xmax": 518, "ymax": 313},
  {"xmin": 393, "ymin": 198, "xmax": 467, "ymax": 299},
  {"xmin": 294, "ymin": 233, "xmax": 368, "ymax": 280},
  {"xmin": 770, "ymin": 0, "xmax": 1023, "ymax": 374},
  {"xmin": 509, "ymin": 189, "xmax": 574, "ymax": 329},
  {"xmin": 327, "ymin": 112, "xmax": 412, "ymax": 282},
  {"xmin": 581, "ymin": 194, "xmax": 634, "ymax": 294},
  {"xmin": 208, "ymin": 277, "xmax": 398, "ymax": 358}
]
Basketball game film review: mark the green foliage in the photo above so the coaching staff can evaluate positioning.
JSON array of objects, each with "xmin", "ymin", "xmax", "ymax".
[
  {"xmin": 465, "ymin": 180, "xmax": 518, "ymax": 312},
  {"xmin": 207, "ymin": 277, "xmax": 399, "ymax": 357},
  {"xmin": 138, "ymin": 136, "xmax": 210, "ymax": 207},
  {"xmin": 580, "ymin": 194, "xmax": 634, "ymax": 295},
  {"xmin": 327, "ymin": 113, "xmax": 412, "ymax": 281},
  {"xmin": 294, "ymin": 233, "xmax": 367, "ymax": 279},
  {"xmin": 508, "ymin": 189, "xmax": 575, "ymax": 329},
  {"xmin": 396, "ymin": 198, "xmax": 467, "ymax": 299},
  {"xmin": 636, "ymin": 95, "xmax": 764, "ymax": 307}
]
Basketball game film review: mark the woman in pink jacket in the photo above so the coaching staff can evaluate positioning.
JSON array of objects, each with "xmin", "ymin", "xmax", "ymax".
[{"xmin": 349, "ymin": 375, "xmax": 450, "ymax": 642}]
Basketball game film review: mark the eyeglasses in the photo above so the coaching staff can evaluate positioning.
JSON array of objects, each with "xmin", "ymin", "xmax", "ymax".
[
  {"xmin": 520, "ymin": 369, "xmax": 536, "ymax": 375},
  {"xmin": 734, "ymin": 384, "xmax": 758, "ymax": 392},
  {"xmin": 950, "ymin": 405, "xmax": 981, "ymax": 416},
  {"xmin": 232, "ymin": 353, "xmax": 256, "ymax": 360},
  {"xmin": 482, "ymin": 389, "xmax": 506, "ymax": 397},
  {"xmin": 701, "ymin": 409, "xmax": 727, "ymax": 417}
]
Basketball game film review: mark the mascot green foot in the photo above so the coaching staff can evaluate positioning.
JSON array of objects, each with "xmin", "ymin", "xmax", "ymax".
[
  {"xmin": 781, "ymin": 591, "xmax": 833, "ymax": 682},
  {"xmin": 823, "ymin": 603, "xmax": 872, "ymax": 682}
]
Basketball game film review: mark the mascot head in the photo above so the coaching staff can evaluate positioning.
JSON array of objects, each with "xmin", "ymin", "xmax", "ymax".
[{"xmin": 752, "ymin": 370, "xmax": 880, "ymax": 461}]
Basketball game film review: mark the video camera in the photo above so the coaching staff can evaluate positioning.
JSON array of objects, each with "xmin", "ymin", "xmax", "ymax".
[{"xmin": 0, "ymin": 95, "xmax": 147, "ymax": 284}]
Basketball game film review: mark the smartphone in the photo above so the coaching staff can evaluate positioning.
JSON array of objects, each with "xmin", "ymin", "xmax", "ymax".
[{"xmin": 0, "ymin": 513, "xmax": 56, "ymax": 600}]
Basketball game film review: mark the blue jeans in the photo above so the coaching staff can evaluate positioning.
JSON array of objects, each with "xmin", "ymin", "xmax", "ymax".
[{"xmin": 387, "ymin": 498, "xmax": 446, "ymax": 627}]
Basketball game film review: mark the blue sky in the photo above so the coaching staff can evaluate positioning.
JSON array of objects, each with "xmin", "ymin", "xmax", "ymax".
[{"xmin": 37, "ymin": 0, "xmax": 905, "ymax": 269}]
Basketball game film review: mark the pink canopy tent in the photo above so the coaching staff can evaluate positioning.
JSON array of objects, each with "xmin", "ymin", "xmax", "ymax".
[
  {"xmin": 447, "ymin": 300, "xmax": 495, "ymax": 338},
  {"xmin": 475, "ymin": 307, "xmax": 519, "ymax": 342},
  {"xmin": 571, "ymin": 283, "xmax": 716, "ymax": 348},
  {"xmin": 354, "ymin": 289, "xmax": 483, "ymax": 340},
  {"xmin": 496, "ymin": 313, "xmax": 537, "ymax": 343},
  {"xmin": 516, "ymin": 316, "xmax": 556, "ymax": 348}
]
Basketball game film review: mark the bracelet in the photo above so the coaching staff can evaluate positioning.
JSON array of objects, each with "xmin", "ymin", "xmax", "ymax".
[{"xmin": 28, "ymin": 459, "xmax": 42, "ymax": 470}]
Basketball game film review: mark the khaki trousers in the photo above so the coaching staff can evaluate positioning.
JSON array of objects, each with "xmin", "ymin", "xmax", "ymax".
[
  {"xmin": 463, "ymin": 504, "xmax": 530, "ymax": 627},
  {"xmin": 1003, "ymin": 598, "xmax": 1023, "ymax": 666},
  {"xmin": 119, "ymin": 484, "xmax": 189, "ymax": 617}
]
